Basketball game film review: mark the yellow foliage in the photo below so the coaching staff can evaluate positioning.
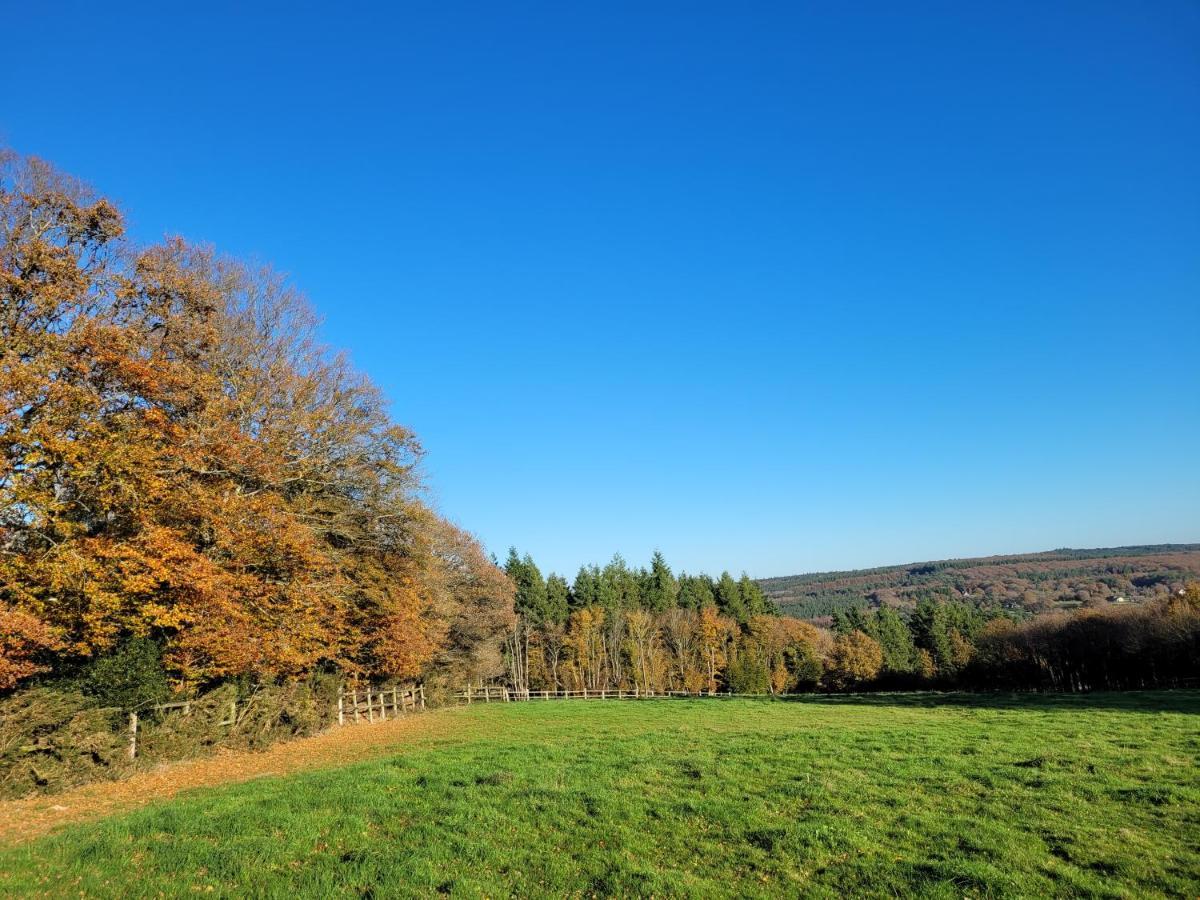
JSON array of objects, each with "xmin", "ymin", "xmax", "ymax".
[{"xmin": 0, "ymin": 149, "xmax": 511, "ymax": 688}]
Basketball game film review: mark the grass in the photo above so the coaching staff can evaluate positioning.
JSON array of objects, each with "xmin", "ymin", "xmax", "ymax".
[{"xmin": 1, "ymin": 692, "xmax": 1197, "ymax": 898}]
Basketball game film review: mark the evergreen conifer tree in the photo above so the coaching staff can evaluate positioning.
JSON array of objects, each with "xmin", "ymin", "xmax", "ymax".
[{"xmin": 644, "ymin": 551, "xmax": 679, "ymax": 612}]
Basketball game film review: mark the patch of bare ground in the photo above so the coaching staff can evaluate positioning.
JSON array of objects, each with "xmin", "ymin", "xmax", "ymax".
[{"xmin": 0, "ymin": 708, "xmax": 468, "ymax": 845}]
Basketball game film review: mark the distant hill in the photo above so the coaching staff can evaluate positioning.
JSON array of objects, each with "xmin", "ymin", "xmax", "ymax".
[{"xmin": 759, "ymin": 544, "xmax": 1200, "ymax": 621}]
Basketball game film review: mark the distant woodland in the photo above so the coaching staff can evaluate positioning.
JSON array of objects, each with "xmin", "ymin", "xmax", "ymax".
[
  {"xmin": 505, "ymin": 547, "xmax": 1200, "ymax": 697},
  {"xmin": 761, "ymin": 545, "xmax": 1200, "ymax": 619}
]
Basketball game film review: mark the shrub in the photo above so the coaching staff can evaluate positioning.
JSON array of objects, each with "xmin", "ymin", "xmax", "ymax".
[
  {"xmin": 727, "ymin": 646, "xmax": 771, "ymax": 694},
  {"xmin": 81, "ymin": 637, "xmax": 172, "ymax": 710},
  {"xmin": 0, "ymin": 687, "xmax": 132, "ymax": 798},
  {"xmin": 784, "ymin": 642, "xmax": 823, "ymax": 691}
]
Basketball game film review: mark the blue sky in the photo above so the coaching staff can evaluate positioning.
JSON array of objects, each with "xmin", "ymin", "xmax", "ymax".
[{"xmin": 3, "ymin": 2, "xmax": 1197, "ymax": 578}]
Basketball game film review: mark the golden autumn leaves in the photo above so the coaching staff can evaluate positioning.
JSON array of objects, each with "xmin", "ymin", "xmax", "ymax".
[
  {"xmin": 0, "ymin": 150, "xmax": 513, "ymax": 690},
  {"xmin": 522, "ymin": 605, "xmax": 842, "ymax": 695}
]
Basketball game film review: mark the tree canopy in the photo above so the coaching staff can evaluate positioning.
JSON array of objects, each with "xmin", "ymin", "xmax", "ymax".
[{"xmin": 0, "ymin": 149, "xmax": 513, "ymax": 690}]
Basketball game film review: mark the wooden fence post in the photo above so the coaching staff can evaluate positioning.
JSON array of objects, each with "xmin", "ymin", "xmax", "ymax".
[
  {"xmin": 338, "ymin": 688, "xmax": 344, "ymax": 726},
  {"xmin": 393, "ymin": 686, "xmax": 399, "ymax": 715},
  {"xmin": 367, "ymin": 686, "xmax": 375, "ymax": 723},
  {"xmin": 353, "ymin": 689, "xmax": 360, "ymax": 723},
  {"xmin": 128, "ymin": 712, "xmax": 138, "ymax": 759},
  {"xmin": 419, "ymin": 684, "xmax": 426, "ymax": 709}
]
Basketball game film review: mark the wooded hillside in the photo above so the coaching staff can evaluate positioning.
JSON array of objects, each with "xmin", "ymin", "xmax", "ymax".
[{"xmin": 761, "ymin": 545, "xmax": 1200, "ymax": 620}]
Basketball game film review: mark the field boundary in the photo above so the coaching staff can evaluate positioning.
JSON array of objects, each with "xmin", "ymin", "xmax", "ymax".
[
  {"xmin": 337, "ymin": 684, "xmax": 425, "ymax": 725},
  {"xmin": 456, "ymin": 684, "xmax": 789, "ymax": 703},
  {"xmin": 0, "ymin": 705, "xmax": 457, "ymax": 846}
]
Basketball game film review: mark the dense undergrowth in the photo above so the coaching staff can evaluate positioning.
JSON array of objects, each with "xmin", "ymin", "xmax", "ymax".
[{"xmin": 0, "ymin": 676, "xmax": 341, "ymax": 799}]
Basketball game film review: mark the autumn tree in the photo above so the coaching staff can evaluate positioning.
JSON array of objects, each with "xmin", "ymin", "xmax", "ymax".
[
  {"xmin": 747, "ymin": 615, "xmax": 828, "ymax": 693},
  {"xmin": 0, "ymin": 603, "xmax": 62, "ymax": 690},
  {"xmin": 421, "ymin": 520, "xmax": 516, "ymax": 694},
  {"xmin": 660, "ymin": 608, "xmax": 706, "ymax": 691},
  {"xmin": 564, "ymin": 606, "xmax": 607, "ymax": 690},
  {"xmin": 0, "ymin": 148, "xmax": 511, "ymax": 692},
  {"xmin": 624, "ymin": 608, "xmax": 666, "ymax": 691},
  {"xmin": 698, "ymin": 605, "xmax": 738, "ymax": 692},
  {"xmin": 825, "ymin": 630, "xmax": 883, "ymax": 690}
]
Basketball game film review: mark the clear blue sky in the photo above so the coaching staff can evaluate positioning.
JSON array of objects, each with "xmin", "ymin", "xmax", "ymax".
[{"xmin": 4, "ymin": 2, "xmax": 1197, "ymax": 578}]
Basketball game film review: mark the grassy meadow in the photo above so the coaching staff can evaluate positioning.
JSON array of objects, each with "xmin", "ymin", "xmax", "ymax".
[{"xmin": 1, "ymin": 692, "xmax": 1197, "ymax": 898}]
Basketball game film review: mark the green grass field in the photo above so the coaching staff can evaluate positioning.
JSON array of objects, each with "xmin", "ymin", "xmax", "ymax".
[{"xmin": 1, "ymin": 693, "xmax": 1197, "ymax": 898}]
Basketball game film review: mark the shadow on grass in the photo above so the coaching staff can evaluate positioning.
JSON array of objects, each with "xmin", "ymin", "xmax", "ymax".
[{"xmin": 761, "ymin": 689, "xmax": 1200, "ymax": 715}]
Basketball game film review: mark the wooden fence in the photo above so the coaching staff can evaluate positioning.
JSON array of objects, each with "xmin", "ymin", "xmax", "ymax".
[
  {"xmin": 126, "ymin": 684, "xmax": 426, "ymax": 759},
  {"xmin": 123, "ymin": 681, "xmax": 800, "ymax": 758},
  {"xmin": 127, "ymin": 698, "xmax": 240, "ymax": 760},
  {"xmin": 454, "ymin": 685, "xmax": 733, "ymax": 703},
  {"xmin": 337, "ymin": 684, "xmax": 425, "ymax": 725}
]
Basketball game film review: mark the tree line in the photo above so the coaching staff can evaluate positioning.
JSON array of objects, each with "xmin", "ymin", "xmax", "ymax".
[
  {"xmin": 0, "ymin": 149, "xmax": 515, "ymax": 696},
  {"xmin": 830, "ymin": 582, "xmax": 1200, "ymax": 692},
  {"xmin": 503, "ymin": 549, "xmax": 1200, "ymax": 695}
]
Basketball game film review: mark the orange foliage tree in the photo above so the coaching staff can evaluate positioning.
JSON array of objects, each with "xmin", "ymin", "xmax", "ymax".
[
  {"xmin": 0, "ymin": 149, "xmax": 512, "ymax": 691},
  {"xmin": 826, "ymin": 630, "xmax": 884, "ymax": 689}
]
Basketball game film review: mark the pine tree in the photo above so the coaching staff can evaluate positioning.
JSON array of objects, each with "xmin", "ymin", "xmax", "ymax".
[
  {"xmin": 832, "ymin": 605, "xmax": 868, "ymax": 635},
  {"xmin": 545, "ymin": 574, "xmax": 570, "ymax": 625},
  {"xmin": 601, "ymin": 554, "xmax": 640, "ymax": 608},
  {"xmin": 678, "ymin": 573, "xmax": 716, "ymax": 609},
  {"xmin": 571, "ymin": 564, "xmax": 601, "ymax": 609},
  {"xmin": 644, "ymin": 551, "xmax": 679, "ymax": 612},
  {"xmin": 716, "ymin": 571, "xmax": 748, "ymax": 623},
  {"xmin": 866, "ymin": 607, "xmax": 917, "ymax": 675},
  {"xmin": 506, "ymin": 549, "xmax": 549, "ymax": 624},
  {"xmin": 738, "ymin": 573, "xmax": 774, "ymax": 617}
]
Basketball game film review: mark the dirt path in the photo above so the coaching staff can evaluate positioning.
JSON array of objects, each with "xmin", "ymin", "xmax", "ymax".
[{"xmin": 0, "ymin": 708, "xmax": 467, "ymax": 846}]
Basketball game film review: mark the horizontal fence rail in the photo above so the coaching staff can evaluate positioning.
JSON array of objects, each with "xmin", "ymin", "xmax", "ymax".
[
  {"xmin": 454, "ymin": 685, "xmax": 762, "ymax": 703},
  {"xmin": 127, "ymin": 698, "xmax": 241, "ymax": 760},
  {"xmin": 337, "ymin": 684, "xmax": 425, "ymax": 726},
  {"xmin": 125, "ymin": 683, "xmax": 426, "ymax": 759}
]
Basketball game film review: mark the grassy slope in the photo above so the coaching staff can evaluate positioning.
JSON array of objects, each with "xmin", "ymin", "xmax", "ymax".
[{"xmin": 1, "ymin": 694, "xmax": 1197, "ymax": 898}]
